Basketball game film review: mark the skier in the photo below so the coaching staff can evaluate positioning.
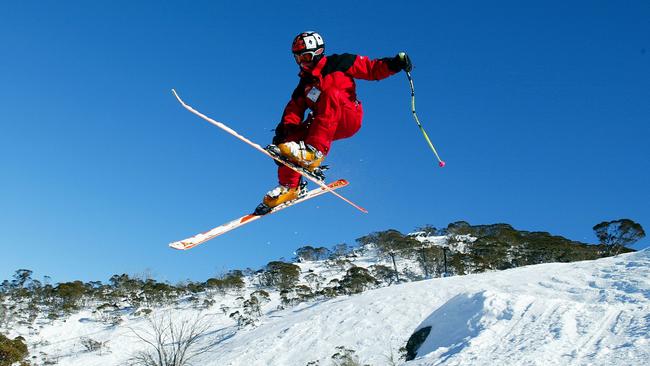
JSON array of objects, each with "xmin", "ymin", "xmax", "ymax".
[{"xmin": 255, "ymin": 31, "xmax": 412, "ymax": 214}]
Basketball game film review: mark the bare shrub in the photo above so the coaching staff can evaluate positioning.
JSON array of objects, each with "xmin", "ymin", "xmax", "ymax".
[
  {"xmin": 128, "ymin": 312, "xmax": 223, "ymax": 366},
  {"xmin": 80, "ymin": 336, "xmax": 108, "ymax": 354}
]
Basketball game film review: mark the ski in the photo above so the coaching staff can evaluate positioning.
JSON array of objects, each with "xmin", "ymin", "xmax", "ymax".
[
  {"xmin": 169, "ymin": 179, "xmax": 349, "ymax": 250},
  {"xmin": 171, "ymin": 89, "xmax": 367, "ymax": 214}
]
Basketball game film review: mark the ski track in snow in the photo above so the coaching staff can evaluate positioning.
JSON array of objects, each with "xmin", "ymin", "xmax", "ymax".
[{"xmin": 13, "ymin": 250, "xmax": 650, "ymax": 366}]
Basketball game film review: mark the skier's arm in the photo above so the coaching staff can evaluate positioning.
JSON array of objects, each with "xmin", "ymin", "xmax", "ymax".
[
  {"xmin": 340, "ymin": 53, "xmax": 412, "ymax": 80},
  {"xmin": 343, "ymin": 54, "xmax": 395, "ymax": 80},
  {"xmin": 280, "ymin": 84, "xmax": 307, "ymax": 126},
  {"xmin": 274, "ymin": 84, "xmax": 308, "ymax": 144}
]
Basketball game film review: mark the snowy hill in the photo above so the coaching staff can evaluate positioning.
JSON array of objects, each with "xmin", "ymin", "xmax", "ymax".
[{"xmin": 12, "ymin": 249, "xmax": 650, "ymax": 365}]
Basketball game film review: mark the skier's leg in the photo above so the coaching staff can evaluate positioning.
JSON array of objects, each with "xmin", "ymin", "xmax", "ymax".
[
  {"xmin": 256, "ymin": 123, "xmax": 308, "ymax": 214},
  {"xmin": 273, "ymin": 112, "xmax": 325, "ymax": 172},
  {"xmin": 305, "ymin": 90, "xmax": 363, "ymax": 154},
  {"xmin": 278, "ymin": 165, "xmax": 302, "ymax": 188},
  {"xmin": 333, "ymin": 100, "xmax": 363, "ymax": 141},
  {"xmin": 277, "ymin": 122, "xmax": 309, "ymax": 188},
  {"xmin": 304, "ymin": 90, "xmax": 342, "ymax": 155}
]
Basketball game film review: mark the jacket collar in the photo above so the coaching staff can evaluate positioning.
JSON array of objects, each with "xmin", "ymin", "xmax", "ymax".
[{"xmin": 299, "ymin": 56, "xmax": 328, "ymax": 79}]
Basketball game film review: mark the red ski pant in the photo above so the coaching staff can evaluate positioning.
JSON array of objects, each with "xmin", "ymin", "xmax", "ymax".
[{"xmin": 278, "ymin": 90, "xmax": 363, "ymax": 187}]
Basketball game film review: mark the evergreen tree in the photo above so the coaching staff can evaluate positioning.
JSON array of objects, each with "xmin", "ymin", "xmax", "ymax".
[
  {"xmin": 205, "ymin": 271, "xmax": 245, "ymax": 294},
  {"xmin": 369, "ymin": 264, "xmax": 396, "ymax": 285},
  {"xmin": 304, "ymin": 272, "xmax": 325, "ymax": 291},
  {"xmin": 0, "ymin": 334, "xmax": 28, "ymax": 366},
  {"xmin": 261, "ymin": 262, "xmax": 301, "ymax": 290},
  {"xmin": 338, "ymin": 267, "xmax": 377, "ymax": 295},
  {"xmin": 357, "ymin": 229, "xmax": 420, "ymax": 282},
  {"xmin": 295, "ymin": 246, "xmax": 330, "ymax": 262},
  {"xmin": 49, "ymin": 281, "xmax": 88, "ymax": 313},
  {"xmin": 593, "ymin": 219, "xmax": 645, "ymax": 255},
  {"xmin": 330, "ymin": 243, "xmax": 353, "ymax": 258}
]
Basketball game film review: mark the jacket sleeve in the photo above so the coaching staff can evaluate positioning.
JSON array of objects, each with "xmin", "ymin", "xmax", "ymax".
[
  {"xmin": 345, "ymin": 54, "xmax": 398, "ymax": 81},
  {"xmin": 280, "ymin": 82, "xmax": 307, "ymax": 125}
]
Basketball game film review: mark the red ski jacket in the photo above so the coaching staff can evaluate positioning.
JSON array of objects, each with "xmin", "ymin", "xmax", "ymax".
[{"xmin": 279, "ymin": 54, "xmax": 398, "ymax": 153}]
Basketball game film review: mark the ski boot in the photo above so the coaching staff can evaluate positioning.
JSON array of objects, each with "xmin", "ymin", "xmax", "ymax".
[
  {"xmin": 254, "ymin": 181, "xmax": 308, "ymax": 215},
  {"xmin": 266, "ymin": 141, "xmax": 327, "ymax": 181}
]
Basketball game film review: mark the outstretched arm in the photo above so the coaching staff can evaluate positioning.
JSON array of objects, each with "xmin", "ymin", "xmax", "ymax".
[{"xmin": 344, "ymin": 52, "xmax": 412, "ymax": 80}]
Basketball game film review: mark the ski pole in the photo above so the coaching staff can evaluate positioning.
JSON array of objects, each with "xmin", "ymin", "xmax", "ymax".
[{"xmin": 406, "ymin": 71, "xmax": 446, "ymax": 168}]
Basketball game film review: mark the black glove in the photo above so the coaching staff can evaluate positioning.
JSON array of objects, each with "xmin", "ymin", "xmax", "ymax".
[
  {"xmin": 272, "ymin": 122, "xmax": 299, "ymax": 145},
  {"xmin": 386, "ymin": 52, "xmax": 413, "ymax": 73},
  {"xmin": 396, "ymin": 52, "xmax": 412, "ymax": 72}
]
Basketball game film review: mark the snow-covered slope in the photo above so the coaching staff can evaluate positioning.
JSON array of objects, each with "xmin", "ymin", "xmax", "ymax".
[{"xmin": 23, "ymin": 250, "xmax": 650, "ymax": 365}]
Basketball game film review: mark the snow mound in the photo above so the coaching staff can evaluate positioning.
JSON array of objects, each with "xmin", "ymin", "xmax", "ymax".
[
  {"xmin": 20, "ymin": 250, "xmax": 650, "ymax": 366},
  {"xmin": 210, "ymin": 251, "xmax": 650, "ymax": 366},
  {"xmin": 406, "ymin": 251, "xmax": 650, "ymax": 365}
]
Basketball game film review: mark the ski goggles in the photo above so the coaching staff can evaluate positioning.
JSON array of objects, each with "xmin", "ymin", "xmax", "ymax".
[{"xmin": 293, "ymin": 49, "xmax": 323, "ymax": 64}]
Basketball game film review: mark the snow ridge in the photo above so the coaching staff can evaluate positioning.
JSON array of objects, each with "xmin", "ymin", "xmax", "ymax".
[{"xmin": 13, "ymin": 250, "xmax": 648, "ymax": 366}]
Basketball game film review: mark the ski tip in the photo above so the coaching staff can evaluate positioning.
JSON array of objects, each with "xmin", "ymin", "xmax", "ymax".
[
  {"xmin": 171, "ymin": 88, "xmax": 186, "ymax": 102},
  {"xmin": 169, "ymin": 241, "xmax": 188, "ymax": 250}
]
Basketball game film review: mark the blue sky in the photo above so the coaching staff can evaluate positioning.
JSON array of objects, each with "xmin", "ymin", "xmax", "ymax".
[{"xmin": 1, "ymin": 1, "xmax": 648, "ymax": 283}]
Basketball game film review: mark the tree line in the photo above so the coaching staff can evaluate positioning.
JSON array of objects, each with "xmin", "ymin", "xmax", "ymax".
[{"xmin": 0, "ymin": 219, "xmax": 644, "ymax": 365}]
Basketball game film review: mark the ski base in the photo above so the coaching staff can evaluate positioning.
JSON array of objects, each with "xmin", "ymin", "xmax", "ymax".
[{"xmin": 169, "ymin": 179, "xmax": 349, "ymax": 250}]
